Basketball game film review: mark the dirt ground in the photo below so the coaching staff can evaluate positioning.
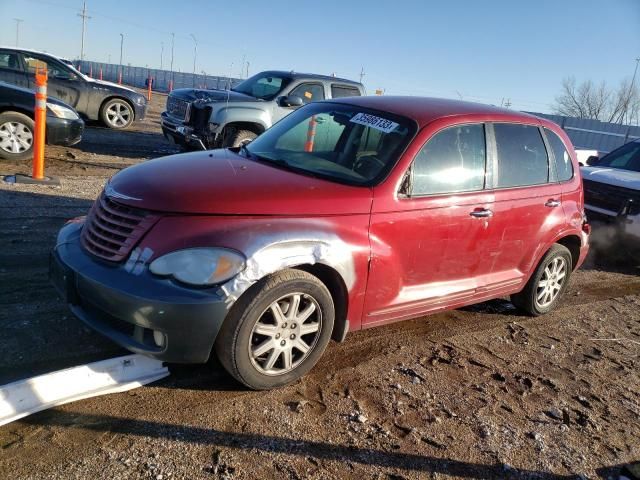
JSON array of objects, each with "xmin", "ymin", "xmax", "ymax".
[{"xmin": 0, "ymin": 91, "xmax": 638, "ymax": 480}]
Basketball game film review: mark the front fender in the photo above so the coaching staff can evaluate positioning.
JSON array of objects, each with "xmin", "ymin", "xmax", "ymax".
[
  {"xmin": 210, "ymin": 105, "xmax": 271, "ymax": 132},
  {"xmin": 136, "ymin": 215, "xmax": 371, "ymax": 330}
]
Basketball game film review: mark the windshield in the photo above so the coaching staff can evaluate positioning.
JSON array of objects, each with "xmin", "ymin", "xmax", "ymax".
[
  {"xmin": 595, "ymin": 141, "xmax": 640, "ymax": 172},
  {"xmin": 231, "ymin": 73, "xmax": 292, "ymax": 100},
  {"xmin": 244, "ymin": 103, "xmax": 417, "ymax": 186}
]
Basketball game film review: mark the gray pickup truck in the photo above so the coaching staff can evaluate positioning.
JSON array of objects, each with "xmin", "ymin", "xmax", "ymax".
[{"xmin": 161, "ymin": 70, "xmax": 364, "ymax": 150}]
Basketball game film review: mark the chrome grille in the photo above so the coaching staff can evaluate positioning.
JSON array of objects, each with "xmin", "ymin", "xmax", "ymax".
[
  {"xmin": 166, "ymin": 95, "xmax": 190, "ymax": 121},
  {"xmin": 81, "ymin": 193, "xmax": 158, "ymax": 262}
]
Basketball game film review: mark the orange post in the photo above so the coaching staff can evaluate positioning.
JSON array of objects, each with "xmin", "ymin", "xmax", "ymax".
[
  {"xmin": 118, "ymin": 69, "xmax": 122, "ymax": 85},
  {"xmin": 99, "ymin": 67, "xmax": 103, "ymax": 80},
  {"xmin": 304, "ymin": 115, "xmax": 317, "ymax": 152},
  {"xmin": 168, "ymin": 80, "xmax": 173, "ymax": 92},
  {"xmin": 89, "ymin": 64, "xmax": 93, "ymax": 78},
  {"xmin": 32, "ymin": 68, "xmax": 47, "ymax": 180},
  {"xmin": 147, "ymin": 76, "xmax": 153, "ymax": 101}
]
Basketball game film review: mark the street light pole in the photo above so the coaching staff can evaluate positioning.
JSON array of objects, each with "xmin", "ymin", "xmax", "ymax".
[
  {"xmin": 118, "ymin": 33, "xmax": 124, "ymax": 84},
  {"xmin": 160, "ymin": 42, "xmax": 164, "ymax": 70},
  {"xmin": 13, "ymin": 19, "xmax": 23, "ymax": 47},
  {"xmin": 170, "ymin": 32, "xmax": 175, "ymax": 84},
  {"xmin": 190, "ymin": 34, "xmax": 197, "ymax": 87}
]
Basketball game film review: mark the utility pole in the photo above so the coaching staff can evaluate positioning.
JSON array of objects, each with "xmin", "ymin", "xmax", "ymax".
[
  {"xmin": 160, "ymin": 42, "xmax": 164, "ymax": 70},
  {"xmin": 77, "ymin": 1, "xmax": 91, "ymax": 61},
  {"xmin": 190, "ymin": 34, "xmax": 197, "ymax": 86},
  {"xmin": 170, "ymin": 32, "xmax": 175, "ymax": 83},
  {"xmin": 13, "ymin": 19, "xmax": 23, "ymax": 47},
  {"xmin": 504, "ymin": 98, "xmax": 512, "ymax": 108},
  {"xmin": 359, "ymin": 66, "xmax": 365, "ymax": 84}
]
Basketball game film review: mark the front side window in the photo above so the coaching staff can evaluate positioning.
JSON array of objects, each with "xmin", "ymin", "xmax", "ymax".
[
  {"xmin": 0, "ymin": 52, "xmax": 21, "ymax": 70},
  {"xmin": 23, "ymin": 54, "xmax": 73, "ymax": 79},
  {"xmin": 495, "ymin": 123, "xmax": 549, "ymax": 188},
  {"xmin": 544, "ymin": 128, "xmax": 574, "ymax": 182},
  {"xmin": 289, "ymin": 83, "xmax": 324, "ymax": 104},
  {"xmin": 595, "ymin": 141, "xmax": 640, "ymax": 172},
  {"xmin": 411, "ymin": 124, "xmax": 486, "ymax": 196},
  {"xmin": 245, "ymin": 103, "xmax": 416, "ymax": 186},
  {"xmin": 231, "ymin": 73, "xmax": 292, "ymax": 100}
]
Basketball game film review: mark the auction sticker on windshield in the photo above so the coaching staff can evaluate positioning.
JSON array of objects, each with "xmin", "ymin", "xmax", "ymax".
[{"xmin": 350, "ymin": 112, "xmax": 399, "ymax": 133}]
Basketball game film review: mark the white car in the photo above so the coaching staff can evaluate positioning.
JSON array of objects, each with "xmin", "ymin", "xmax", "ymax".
[{"xmin": 581, "ymin": 139, "xmax": 640, "ymax": 252}]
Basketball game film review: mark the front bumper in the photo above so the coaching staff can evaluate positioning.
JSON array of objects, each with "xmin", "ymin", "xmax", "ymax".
[
  {"xmin": 160, "ymin": 112, "xmax": 209, "ymax": 149},
  {"xmin": 50, "ymin": 221, "xmax": 230, "ymax": 363},
  {"xmin": 46, "ymin": 116, "xmax": 84, "ymax": 146},
  {"xmin": 133, "ymin": 102, "xmax": 147, "ymax": 121}
]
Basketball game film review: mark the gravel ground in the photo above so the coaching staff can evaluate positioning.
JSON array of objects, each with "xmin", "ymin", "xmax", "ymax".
[{"xmin": 0, "ymin": 92, "xmax": 639, "ymax": 479}]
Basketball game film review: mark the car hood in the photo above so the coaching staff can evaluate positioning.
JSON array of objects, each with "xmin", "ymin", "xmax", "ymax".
[
  {"xmin": 169, "ymin": 87, "xmax": 256, "ymax": 104},
  {"xmin": 107, "ymin": 149, "xmax": 372, "ymax": 215},
  {"xmin": 87, "ymin": 78, "xmax": 140, "ymax": 96},
  {"xmin": 581, "ymin": 166, "xmax": 640, "ymax": 190}
]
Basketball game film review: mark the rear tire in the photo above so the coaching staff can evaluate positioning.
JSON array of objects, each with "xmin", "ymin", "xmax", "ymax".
[
  {"xmin": 221, "ymin": 128, "xmax": 257, "ymax": 148},
  {"xmin": 215, "ymin": 269, "xmax": 334, "ymax": 390},
  {"xmin": 511, "ymin": 244, "xmax": 572, "ymax": 316},
  {"xmin": 0, "ymin": 112, "xmax": 34, "ymax": 161}
]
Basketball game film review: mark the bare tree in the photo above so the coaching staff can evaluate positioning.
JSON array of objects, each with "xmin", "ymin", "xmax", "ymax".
[{"xmin": 553, "ymin": 76, "xmax": 639, "ymax": 125}]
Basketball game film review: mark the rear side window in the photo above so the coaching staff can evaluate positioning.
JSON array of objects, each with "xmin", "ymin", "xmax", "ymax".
[
  {"xmin": 494, "ymin": 124, "xmax": 548, "ymax": 188},
  {"xmin": 331, "ymin": 85, "xmax": 361, "ymax": 98},
  {"xmin": 411, "ymin": 124, "xmax": 486, "ymax": 195},
  {"xmin": 289, "ymin": 83, "xmax": 325, "ymax": 104},
  {"xmin": 0, "ymin": 52, "xmax": 21, "ymax": 70},
  {"xmin": 544, "ymin": 128, "xmax": 574, "ymax": 182}
]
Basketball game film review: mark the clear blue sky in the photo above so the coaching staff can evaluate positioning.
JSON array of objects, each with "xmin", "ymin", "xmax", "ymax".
[{"xmin": 1, "ymin": 0, "xmax": 639, "ymax": 112}]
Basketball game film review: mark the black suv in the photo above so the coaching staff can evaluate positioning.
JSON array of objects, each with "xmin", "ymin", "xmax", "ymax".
[
  {"xmin": 0, "ymin": 81, "xmax": 84, "ymax": 160},
  {"xmin": 0, "ymin": 48, "xmax": 147, "ymax": 129}
]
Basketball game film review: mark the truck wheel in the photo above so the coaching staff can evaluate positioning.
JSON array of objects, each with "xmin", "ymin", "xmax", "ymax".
[
  {"xmin": 0, "ymin": 112, "xmax": 34, "ymax": 161},
  {"xmin": 101, "ymin": 98, "xmax": 134, "ymax": 129},
  {"xmin": 511, "ymin": 244, "xmax": 572, "ymax": 316},
  {"xmin": 222, "ymin": 129, "xmax": 257, "ymax": 148},
  {"xmin": 215, "ymin": 269, "xmax": 334, "ymax": 390}
]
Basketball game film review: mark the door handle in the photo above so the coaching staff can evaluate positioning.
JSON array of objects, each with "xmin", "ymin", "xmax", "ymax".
[
  {"xmin": 545, "ymin": 199, "xmax": 561, "ymax": 208},
  {"xmin": 470, "ymin": 208, "xmax": 493, "ymax": 218}
]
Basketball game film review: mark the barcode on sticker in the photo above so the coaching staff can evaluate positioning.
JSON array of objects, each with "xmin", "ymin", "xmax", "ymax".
[{"xmin": 350, "ymin": 112, "xmax": 399, "ymax": 133}]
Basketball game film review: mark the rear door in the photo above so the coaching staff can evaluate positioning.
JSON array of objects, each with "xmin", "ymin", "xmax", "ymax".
[
  {"xmin": 0, "ymin": 50, "xmax": 28, "ymax": 87},
  {"xmin": 363, "ymin": 122, "xmax": 495, "ymax": 325},
  {"xmin": 330, "ymin": 84, "xmax": 362, "ymax": 99},
  {"xmin": 485, "ymin": 122, "xmax": 564, "ymax": 286}
]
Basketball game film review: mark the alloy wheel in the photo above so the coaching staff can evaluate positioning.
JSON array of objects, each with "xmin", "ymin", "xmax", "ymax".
[
  {"xmin": 249, "ymin": 293, "xmax": 322, "ymax": 376},
  {"xmin": 0, "ymin": 121, "xmax": 33, "ymax": 154},
  {"xmin": 535, "ymin": 256, "xmax": 567, "ymax": 308},
  {"xmin": 105, "ymin": 101, "xmax": 132, "ymax": 128}
]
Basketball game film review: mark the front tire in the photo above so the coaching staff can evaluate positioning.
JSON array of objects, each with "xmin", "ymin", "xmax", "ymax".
[
  {"xmin": 511, "ymin": 244, "xmax": 572, "ymax": 316},
  {"xmin": 0, "ymin": 112, "xmax": 34, "ymax": 161},
  {"xmin": 101, "ymin": 98, "xmax": 134, "ymax": 129},
  {"xmin": 215, "ymin": 269, "xmax": 334, "ymax": 390},
  {"xmin": 221, "ymin": 128, "xmax": 257, "ymax": 148}
]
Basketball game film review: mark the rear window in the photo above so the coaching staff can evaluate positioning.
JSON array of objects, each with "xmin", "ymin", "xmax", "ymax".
[
  {"xmin": 0, "ymin": 52, "xmax": 21, "ymax": 70},
  {"xmin": 544, "ymin": 128, "xmax": 574, "ymax": 182},
  {"xmin": 331, "ymin": 85, "xmax": 361, "ymax": 98},
  {"xmin": 494, "ymin": 124, "xmax": 549, "ymax": 188}
]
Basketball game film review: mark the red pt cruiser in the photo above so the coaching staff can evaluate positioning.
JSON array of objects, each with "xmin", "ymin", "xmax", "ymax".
[{"xmin": 51, "ymin": 97, "xmax": 590, "ymax": 389}]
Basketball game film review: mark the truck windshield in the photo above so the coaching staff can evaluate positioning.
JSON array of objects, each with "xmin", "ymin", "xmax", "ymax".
[
  {"xmin": 595, "ymin": 141, "xmax": 640, "ymax": 172},
  {"xmin": 244, "ymin": 102, "xmax": 417, "ymax": 186},
  {"xmin": 231, "ymin": 73, "xmax": 292, "ymax": 100}
]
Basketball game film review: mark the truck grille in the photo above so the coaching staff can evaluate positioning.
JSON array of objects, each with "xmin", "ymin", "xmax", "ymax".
[
  {"xmin": 81, "ymin": 193, "xmax": 159, "ymax": 262},
  {"xmin": 583, "ymin": 179, "xmax": 640, "ymax": 215},
  {"xmin": 166, "ymin": 95, "xmax": 190, "ymax": 121}
]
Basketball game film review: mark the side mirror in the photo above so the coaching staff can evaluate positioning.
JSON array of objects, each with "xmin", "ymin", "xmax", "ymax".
[
  {"xmin": 278, "ymin": 95, "xmax": 304, "ymax": 108},
  {"xmin": 585, "ymin": 155, "xmax": 599, "ymax": 166}
]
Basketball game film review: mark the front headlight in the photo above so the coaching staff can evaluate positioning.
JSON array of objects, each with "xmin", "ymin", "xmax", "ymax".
[
  {"xmin": 47, "ymin": 103, "xmax": 79, "ymax": 120},
  {"xmin": 149, "ymin": 248, "xmax": 246, "ymax": 286},
  {"xmin": 134, "ymin": 95, "xmax": 146, "ymax": 105}
]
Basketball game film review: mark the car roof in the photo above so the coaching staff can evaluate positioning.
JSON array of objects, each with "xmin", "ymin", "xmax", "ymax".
[
  {"xmin": 0, "ymin": 46, "xmax": 65, "ymax": 61},
  {"xmin": 260, "ymin": 70, "xmax": 361, "ymax": 86},
  {"xmin": 330, "ymin": 95, "xmax": 542, "ymax": 128}
]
